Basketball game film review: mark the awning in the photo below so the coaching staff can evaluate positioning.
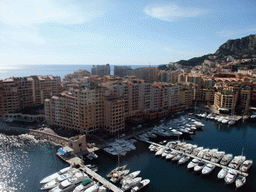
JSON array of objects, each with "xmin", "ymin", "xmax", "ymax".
[{"xmin": 58, "ymin": 148, "xmax": 66, "ymax": 155}]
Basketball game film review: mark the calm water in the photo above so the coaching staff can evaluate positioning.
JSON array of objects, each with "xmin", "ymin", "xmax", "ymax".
[
  {"xmin": 0, "ymin": 64, "xmax": 157, "ymax": 80},
  {"xmin": 0, "ymin": 115, "xmax": 256, "ymax": 192}
]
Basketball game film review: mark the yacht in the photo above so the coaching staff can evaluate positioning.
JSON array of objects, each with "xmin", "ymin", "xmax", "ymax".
[
  {"xmin": 130, "ymin": 179, "xmax": 150, "ymax": 192},
  {"xmin": 169, "ymin": 129, "xmax": 183, "ymax": 136},
  {"xmin": 178, "ymin": 155, "xmax": 190, "ymax": 165},
  {"xmin": 197, "ymin": 149, "xmax": 210, "ymax": 158},
  {"xmin": 235, "ymin": 175, "xmax": 246, "ymax": 188},
  {"xmin": 111, "ymin": 169, "xmax": 130, "ymax": 183},
  {"xmin": 73, "ymin": 179, "xmax": 94, "ymax": 192},
  {"xmin": 224, "ymin": 170, "xmax": 238, "ymax": 184},
  {"xmin": 194, "ymin": 160, "xmax": 205, "ymax": 172},
  {"xmin": 228, "ymin": 119, "xmax": 235, "ymax": 125},
  {"xmin": 107, "ymin": 164, "xmax": 127, "ymax": 178},
  {"xmin": 239, "ymin": 160, "xmax": 253, "ymax": 172},
  {"xmin": 120, "ymin": 171, "xmax": 141, "ymax": 185},
  {"xmin": 98, "ymin": 185, "xmax": 107, "ymax": 192},
  {"xmin": 217, "ymin": 168, "xmax": 228, "ymax": 179},
  {"xmin": 220, "ymin": 154, "xmax": 233, "ymax": 166},
  {"xmin": 103, "ymin": 147, "xmax": 118, "ymax": 156},
  {"xmin": 84, "ymin": 183, "xmax": 99, "ymax": 192},
  {"xmin": 49, "ymin": 171, "xmax": 87, "ymax": 192},
  {"xmin": 201, "ymin": 164, "xmax": 215, "ymax": 175},
  {"xmin": 121, "ymin": 177, "xmax": 142, "ymax": 191},
  {"xmin": 161, "ymin": 148, "xmax": 172, "ymax": 157},
  {"xmin": 155, "ymin": 147, "xmax": 165, "ymax": 156},
  {"xmin": 228, "ymin": 155, "xmax": 246, "ymax": 169},
  {"xmin": 187, "ymin": 159, "xmax": 200, "ymax": 169},
  {"xmin": 40, "ymin": 168, "xmax": 79, "ymax": 190},
  {"xmin": 192, "ymin": 147, "xmax": 204, "ymax": 156},
  {"xmin": 166, "ymin": 151, "xmax": 179, "ymax": 160},
  {"xmin": 211, "ymin": 151, "xmax": 225, "ymax": 163},
  {"xmin": 40, "ymin": 166, "xmax": 72, "ymax": 184},
  {"xmin": 172, "ymin": 153, "xmax": 183, "ymax": 161}
]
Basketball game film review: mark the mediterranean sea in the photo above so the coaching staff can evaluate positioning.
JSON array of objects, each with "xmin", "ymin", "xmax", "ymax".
[
  {"xmin": 0, "ymin": 115, "xmax": 256, "ymax": 192},
  {"xmin": 0, "ymin": 64, "xmax": 158, "ymax": 80}
]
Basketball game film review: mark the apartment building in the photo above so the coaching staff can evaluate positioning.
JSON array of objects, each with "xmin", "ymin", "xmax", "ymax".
[
  {"xmin": 91, "ymin": 64, "xmax": 110, "ymax": 77},
  {"xmin": 0, "ymin": 75, "xmax": 61, "ymax": 117},
  {"xmin": 126, "ymin": 67, "xmax": 160, "ymax": 82},
  {"xmin": 214, "ymin": 90, "xmax": 238, "ymax": 111},
  {"xmin": 114, "ymin": 65, "xmax": 132, "ymax": 77},
  {"xmin": 160, "ymin": 71, "xmax": 179, "ymax": 83},
  {"xmin": 179, "ymin": 87, "xmax": 194, "ymax": 109}
]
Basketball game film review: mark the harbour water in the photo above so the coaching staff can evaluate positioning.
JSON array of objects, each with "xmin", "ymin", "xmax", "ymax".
[{"xmin": 1, "ymin": 116, "xmax": 256, "ymax": 192}]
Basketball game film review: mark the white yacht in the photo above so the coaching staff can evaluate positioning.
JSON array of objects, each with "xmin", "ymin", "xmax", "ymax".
[
  {"xmin": 201, "ymin": 164, "xmax": 215, "ymax": 175},
  {"xmin": 228, "ymin": 155, "xmax": 246, "ymax": 169},
  {"xmin": 130, "ymin": 179, "xmax": 150, "ymax": 192},
  {"xmin": 40, "ymin": 166, "xmax": 72, "ymax": 184},
  {"xmin": 217, "ymin": 168, "xmax": 228, "ymax": 179},
  {"xmin": 40, "ymin": 168, "xmax": 80, "ymax": 190},
  {"xmin": 211, "ymin": 151, "xmax": 225, "ymax": 163},
  {"xmin": 161, "ymin": 148, "xmax": 172, "ymax": 157},
  {"xmin": 84, "ymin": 183, "xmax": 99, "ymax": 192},
  {"xmin": 224, "ymin": 170, "xmax": 238, "ymax": 184},
  {"xmin": 187, "ymin": 159, "xmax": 200, "ymax": 169},
  {"xmin": 107, "ymin": 165, "xmax": 127, "ymax": 178},
  {"xmin": 194, "ymin": 161, "xmax": 205, "ymax": 172},
  {"xmin": 197, "ymin": 148, "xmax": 210, "ymax": 158},
  {"xmin": 73, "ymin": 179, "xmax": 94, "ymax": 192},
  {"xmin": 222, "ymin": 118, "xmax": 229, "ymax": 124},
  {"xmin": 98, "ymin": 185, "xmax": 107, "ymax": 192},
  {"xmin": 220, "ymin": 154, "xmax": 233, "ymax": 166},
  {"xmin": 166, "ymin": 151, "xmax": 179, "ymax": 160},
  {"xmin": 121, "ymin": 177, "xmax": 142, "ymax": 191},
  {"xmin": 240, "ymin": 160, "xmax": 253, "ymax": 172},
  {"xmin": 172, "ymin": 153, "xmax": 183, "ymax": 161},
  {"xmin": 192, "ymin": 147, "xmax": 204, "ymax": 156},
  {"xmin": 178, "ymin": 155, "xmax": 190, "ymax": 165},
  {"xmin": 120, "ymin": 171, "xmax": 141, "ymax": 185},
  {"xmin": 103, "ymin": 147, "xmax": 118, "ymax": 156},
  {"xmin": 228, "ymin": 119, "xmax": 236, "ymax": 125},
  {"xmin": 235, "ymin": 175, "xmax": 246, "ymax": 188},
  {"xmin": 111, "ymin": 169, "xmax": 130, "ymax": 183},
  {"xmin": 155, "ymin": 147, "xmax": 165, "ymax": 156},
  {"xmin": 49, "ymin": 171, "xmax": 87, "ymax": 192}
]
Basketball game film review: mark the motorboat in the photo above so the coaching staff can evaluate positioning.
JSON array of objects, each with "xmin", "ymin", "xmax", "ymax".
[
  {"xmin": 40, "ymin": 168, "xmax": 80, "ymax": 190},
  {"xmin": 107, "ymin": 165, "xmax": 127, "ymax": 178},
  {"xmin": 166, "ymin": 151, "xmax": 179, "ymax": 160},
  {"xmin": 121, "ymin": 177, "xmax": 142, "ymax": 191},
  {"xmin": 197, "ymin": 149, "xmax": 210, "ymax": 158},
  {"xmin": 224, "ymin": 170, "xmax": 238, "ymax": 184},
  {"xmin": 84, "ymin": 183, "xmax": 99, "ymax": 192},
  {"xmin": 111, "ymin": 169, "xmax": 130, "ymax": 183},
  {"xmin": 103, "ymin": 147, "xmax": 118, "ymax": 156},
  {"xmin": 169, "ymin": 129, "xmax": 183, "ymax": 136},
  {"xmin": 220, "ymin": 154, "xmax": 233, "ymax": 166},
  {"xmin": 98, "ymin": 185, "xmax": 107, "ymax": 192},
  {"xmin": 240, "ymin": 160, "xmax": 253, "ymax": 172},
  {"xmin": 187, "ymin": 159, "xmax": 200, "ymax": 169},
  {"xmin": 120, "ymin": 171, "xmax": 141, "ymax": 185},
  {"xmin": 40, "ymin": 166, "xmax": 72, "ymax": 184},
  {"xmin": 178, "ymin": 155, "xmax": 190, "ymax": 165},
  {"xmin": 222, "ymin": 118, "xmax": 229, "ymax": 124},
  {"xmin": 155, "ymin": 147, "xmax": 165, "ymax": 156},
  {"xmin": 211, "ymin": 151, "xmax": 225, "ymax": 163},
  {"xmin": 217, "ymin": 168, "xmax": 228, "ymax": 179},
  {"xmin": 235, "ymin": 175, "xmax": 246, "ymax": 188},
  {"xmin": 192, "ymin": 147, "xmax": 204, "ymax": 156},
  {"xmin": 73, "ymin": 179, "xmax": 94, "ymax": 192},
  {"xmin": 203, "ymin": 149, "xmax": 218, "ymax": 161},
  {"xmin": 194, "ymin": 160, "xmax": 205, "ymax": 172},
  {"xmin": 228, "ymin": 156, "xmax": 246, "ymax": 169},
  {"xmin": 49, "ymin": 171, "xmax": 87, "ymax": 192},
  {"xmin": 162, "ymin": 148, "xmax": 172, "ymax": 157},
  {"xmin": 130, "ymin": 179, "xmax": 150, "ymax": 192},
  {"xmin": 172, "ymin": 153, "xmax": 183, "ymax": 161},
  {"xmin": 201, "ymin": 163, "xmax": 215, "ymax": 175}
]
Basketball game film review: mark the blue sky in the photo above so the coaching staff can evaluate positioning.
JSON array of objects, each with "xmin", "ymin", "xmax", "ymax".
[{"xmin": 0, "ymin": 0, "xmax": 255, "ymax": 67}]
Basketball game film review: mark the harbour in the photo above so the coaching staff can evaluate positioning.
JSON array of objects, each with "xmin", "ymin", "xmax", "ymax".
[{"xmin": 1, "ymin": 113, "xmax": 256, "ymax": 191}]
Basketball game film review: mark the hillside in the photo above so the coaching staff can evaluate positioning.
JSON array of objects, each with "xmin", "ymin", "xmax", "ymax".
[{"xmin": 170, "ymin": 34, "xmax": 256, "ymax": 67}]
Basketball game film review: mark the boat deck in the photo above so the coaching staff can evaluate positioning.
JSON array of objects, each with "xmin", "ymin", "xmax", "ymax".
[{"xmin": 138, "ymin": 139, "xmax": 249, "ymax": 177}]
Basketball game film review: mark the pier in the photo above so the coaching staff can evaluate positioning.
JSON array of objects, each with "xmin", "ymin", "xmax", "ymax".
[
  {"xmin": 57, "ymin": 152, "xmax": 123, "ymax": 192},
  {"xmin": 138, "ymin": 138, "xmax": 249, "ymax": 177}
]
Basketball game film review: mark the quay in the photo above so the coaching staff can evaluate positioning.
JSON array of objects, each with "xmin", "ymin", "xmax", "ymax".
[
  {"xmin": 56, "ymin": 152, "xmax": 123, "ymax": 192},
  {"xmin": 137, "ymin": 138, "xmax": 249, "ymax": 177}
]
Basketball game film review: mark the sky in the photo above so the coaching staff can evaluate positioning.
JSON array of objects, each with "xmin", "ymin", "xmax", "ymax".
[{"xmin": 0, "ymin": 0, "xmax": 256, "ymax": 67}]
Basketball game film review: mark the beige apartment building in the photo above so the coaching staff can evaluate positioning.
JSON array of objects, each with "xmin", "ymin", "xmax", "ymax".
[
  {"xmin": 91, "ymin": 64, "xmax": 110, "ymax": 77},
  {"xmin": 0, "ymin": 75, "xmax": 61, "ymax": 117},
  {"xmin": 214, "ymin": 90, "xmax": 239, "ymax": 111},
  {"xmin": 126, "ymin": 67, "xmax": 160, "ymax": 82}
]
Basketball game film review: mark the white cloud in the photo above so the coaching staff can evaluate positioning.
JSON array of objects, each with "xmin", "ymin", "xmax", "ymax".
[
  {"xmin": 217, "ymin": 27, "xmax": 256, "ymax": 37},
  {"xmin": 144, "ymin": 3, "xmax": 207, "ymax": 21},
  {"xmin": 0, "ymin": 0, "xmax": 107, "ymax": 25}
]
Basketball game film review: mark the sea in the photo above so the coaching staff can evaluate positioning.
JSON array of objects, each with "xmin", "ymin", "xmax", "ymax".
[
  {"xmin": 0, "ymin": 64, "xmax": 158, "ymax": 80},
  {"xmin": 1, "ymin": 116, "xmax": 256, "ymax": 192},
  {"xmin": 0, "ymin": 65, "xmax": 256, "ymax": 192}
]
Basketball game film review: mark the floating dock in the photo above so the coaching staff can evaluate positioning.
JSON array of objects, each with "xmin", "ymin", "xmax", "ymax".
[{"xmin": 137, "ymin": 138, "xmax": 249, "ymax": 177}]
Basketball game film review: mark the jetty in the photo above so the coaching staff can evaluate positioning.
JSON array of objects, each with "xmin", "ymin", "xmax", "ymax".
[{"xmin": 137, "ymin": 138, "xmax": 249, "ymax": 177}]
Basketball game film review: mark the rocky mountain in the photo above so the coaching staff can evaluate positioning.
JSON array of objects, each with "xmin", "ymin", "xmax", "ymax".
[{"xmin": 176, "ymin": 34, "xmax": 256, "ymax": 66}]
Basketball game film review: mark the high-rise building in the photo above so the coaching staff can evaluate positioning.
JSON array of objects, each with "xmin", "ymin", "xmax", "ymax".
[
  {"xmin": 91, "ymin": 64, "xmax": 110, "ymax": 77},
  {"xmin": 114, "ymin": 66, "xmax": 132, "ymax": 77}
]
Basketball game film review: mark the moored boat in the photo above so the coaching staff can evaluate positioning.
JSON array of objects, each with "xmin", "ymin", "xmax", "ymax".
[
  {"xmin": 187, "ymin": 159, "xmax": 199, "ymax": 169},
  {"xmin": 239, "ymin": 160, "xmax": 253, "ymax": 172},
  {"xmin": 224, "ymin": 169, "xmax": 238, "ymax": 184},
  {"xmin": 217, "ymin": 168, "xmax": 228, "ymax": 179},
  {"xmin": 235, "ymin": 175, "xmax": 246, "ymax": 188},
  {"xmin": 201, "ymin": 163, "xmax": 215, "ymax": 175},
  {"xmin": 220, "ymin": 154, "xmax": 233, "ymax": 166},
  {"xmin": 40, "ymin": 166, "xmax": 72, "ymax": 184},
  {"xmin": 130, "ymin": 179, "xmax": 150, "ymax": 192}
]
